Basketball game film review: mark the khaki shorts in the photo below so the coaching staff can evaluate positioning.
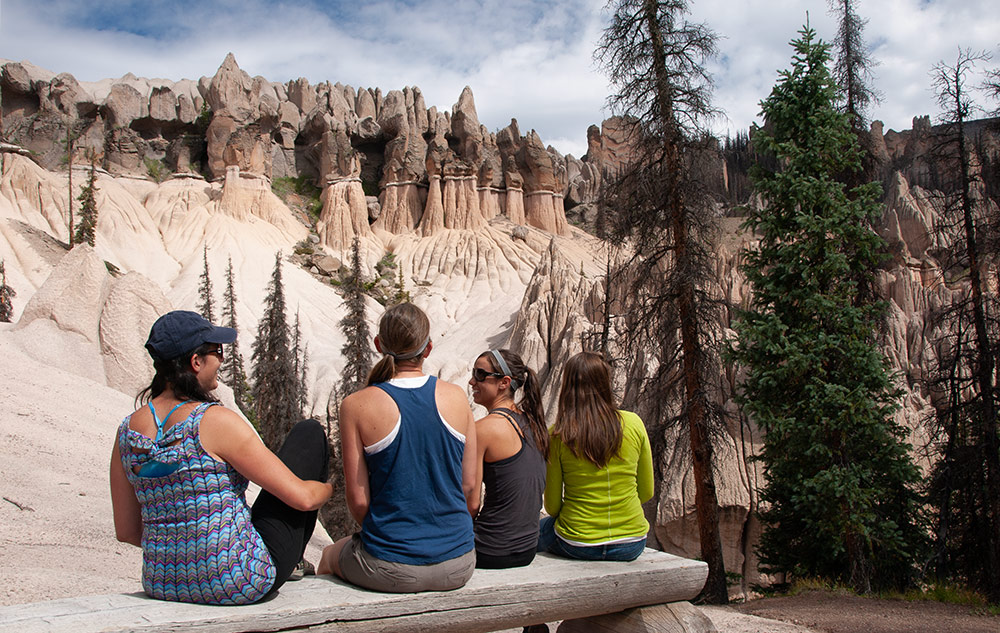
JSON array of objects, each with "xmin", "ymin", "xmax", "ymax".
[{"xmin": 338, "ymin": 533, "xmax": 476, "ymax": 593}]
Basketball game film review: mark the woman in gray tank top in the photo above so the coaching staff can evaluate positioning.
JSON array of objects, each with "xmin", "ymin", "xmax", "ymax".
[{"xmin": 469, "ymin": 349, "xmax": 548, "ymax": 568}]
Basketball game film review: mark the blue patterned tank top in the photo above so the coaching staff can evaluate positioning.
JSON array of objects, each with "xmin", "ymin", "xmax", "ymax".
[{"xmin": 117, "ymin": 402, "xmax": 275, "ymax": 604}]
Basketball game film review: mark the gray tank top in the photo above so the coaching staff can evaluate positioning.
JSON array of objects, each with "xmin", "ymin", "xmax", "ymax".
[{"xmin": 473, "ymin": 408, "xmax": 546, "ymax": 556}]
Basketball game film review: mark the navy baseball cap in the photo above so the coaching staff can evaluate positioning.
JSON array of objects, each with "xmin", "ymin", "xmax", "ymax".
[{"xmin": 145, "ymin": 310, "xmax": 237, "ymax": 361}]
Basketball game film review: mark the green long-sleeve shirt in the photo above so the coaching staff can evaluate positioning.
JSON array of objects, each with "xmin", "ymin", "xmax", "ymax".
[{"xmin": 544, "ymin": 409, "xmax": 654, "ymax": 544}]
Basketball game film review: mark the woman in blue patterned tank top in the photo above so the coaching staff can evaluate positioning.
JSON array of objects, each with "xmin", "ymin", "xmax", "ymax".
[{"xmin": 110, "ymin": 310, "xmax": 334, "ymax": 605}]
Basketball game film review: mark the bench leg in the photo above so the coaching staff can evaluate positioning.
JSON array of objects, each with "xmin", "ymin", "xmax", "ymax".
[{"xmin": 556, "ymin": 602, "xmax": 716, "ymax": 633}]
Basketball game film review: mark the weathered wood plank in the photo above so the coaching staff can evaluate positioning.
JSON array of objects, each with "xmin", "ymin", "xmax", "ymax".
[
  {"xmin": 558, "ymin": 603, "xmax": 717, "ymax": 633},
  {"xmin": 0, "ymin": 550, "xmax": 708, "ymax": 633}
]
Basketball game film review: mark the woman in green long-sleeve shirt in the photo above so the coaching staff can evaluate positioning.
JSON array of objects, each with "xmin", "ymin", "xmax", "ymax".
[{"xmin": 537, "ymin": 352, "xmax": 654, "ymax": 561}]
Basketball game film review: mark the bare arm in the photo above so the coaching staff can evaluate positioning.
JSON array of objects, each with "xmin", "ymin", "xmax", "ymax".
[
  {"xmin": 461, "ymin": 404, "xmax": 479, "ymax": 517},
  {"xmin": 471, "ymin": 417, "xmax": 491, "ymax": 518},
  {"xmin": 339, "ymin": 393, "xmax": 371, "ymax": 524},
  {"xmin": 110, "ymin": 434, "xmax": 142, "ymax": 546},
  {"xmin": 201, "ymin": 407, "xmax": 333, "ymax": 511}
]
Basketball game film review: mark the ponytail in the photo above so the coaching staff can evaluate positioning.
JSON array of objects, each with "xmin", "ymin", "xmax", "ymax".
[
  {"xmin": 367, "ymin": 355, "xmax": 396, "ymax": 386},
  {"xmin": 518, "ymin": 365, "xmax": 549, "ymax": 458}
]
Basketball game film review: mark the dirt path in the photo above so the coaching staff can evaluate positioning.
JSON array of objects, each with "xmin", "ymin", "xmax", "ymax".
[{"xmin": 728, "ymin": 590, "xmax": 997, "ymax": 633}]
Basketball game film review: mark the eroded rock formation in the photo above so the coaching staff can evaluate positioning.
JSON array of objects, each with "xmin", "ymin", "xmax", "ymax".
[{"xmin": 1, "ymin": 55, "xmax": 592, "ymax": 252}]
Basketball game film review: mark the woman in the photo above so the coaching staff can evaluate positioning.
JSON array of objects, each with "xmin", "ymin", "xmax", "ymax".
[
  {"xmin": 469, "ymin": 349, "xmax": 547, "ymax": 569},
  {"xmin": 538, "ymin": 351, "xmax": 653, "ymax": 561},
  {"xmin": 317, "ymin": 303, "xmax": 478, "ymax": 592},
  {"xmin": 110, "ymin": 310, "xmax": 333, "ymax": 605}
]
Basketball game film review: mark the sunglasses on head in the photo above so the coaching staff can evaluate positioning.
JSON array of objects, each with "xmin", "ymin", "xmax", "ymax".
[{"xmin": 471, "ymin": 367, "xmax": 504, "ymax": 382}]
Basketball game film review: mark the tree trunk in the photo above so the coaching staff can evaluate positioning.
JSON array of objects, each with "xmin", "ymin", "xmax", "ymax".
[
  {"xmin": 956, "ymin": 110, "xmax": 1000, "ymax": 602},
  {"xmin": 643, "ymin": 0, "xmax": 728, "ymax": 605}
]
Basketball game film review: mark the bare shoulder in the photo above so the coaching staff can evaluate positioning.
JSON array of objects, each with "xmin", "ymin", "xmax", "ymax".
[
  {"xmin": 435, "ymin": 379, "xmax": 473, "ymax": 431},
  {"xmin": 434, "ymin": 378, "xmax": 469, "ymax": 402},
  {"xmin": 200, "ymin": 403, "xmax": 254, "ymax": 434},
  {"xmin": 476, "ymin": 411, "xmax": 512, "ymax": 441},
  {"xmin": 341, "ymin": 385, "xmax": 397, "ymax": 419}
]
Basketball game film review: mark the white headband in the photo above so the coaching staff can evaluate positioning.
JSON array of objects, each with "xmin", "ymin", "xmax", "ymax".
[{"xmin": 490, "ymin": 349, "xmax": 521, "ymax": 391}]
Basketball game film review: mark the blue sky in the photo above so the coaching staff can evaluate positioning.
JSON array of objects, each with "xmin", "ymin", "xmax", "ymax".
[{"xmin": 1, "ymin": 0, "xmax": 998, "ymax": 157}]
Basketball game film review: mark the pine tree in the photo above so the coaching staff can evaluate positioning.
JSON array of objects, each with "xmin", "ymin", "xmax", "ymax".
[
  {"xmin": 827, "ymin": 0, "xmax": 880, "ymax": 133},
  {"xmin": 393, "ymin": 265, "xmax": 410, "ymax": 304},
  {"xmin": 198, "ymin": 245, "xmax": 215, "ymax": 322},
  {"xmin": 221, "ymin": 256, "xmax": 255, "ymax": 426},
  {"xmin": 926, "ymin": 48, "xmax": 1000, "ymax": 603},
  {"xmin": 596, "ymin": 0, "xmax": 729, "ymax": 603},
  {"xmin": 64, "ymin": 123, "xmax": 80, "ymax": 246},
  {"xmin": 731, "ymin": 25, "xmax": 924, "ymax": 593},
  {"xmin": 339, "ymin": 237, "xmax": 373, "ymax": 396},
  {"xmin": 251, "ymin": 252, "xmax": 299, "ymax": 451},
  {"xmin": 292, "ymin": 308, "xmax": 309, "ymax": 416},
  {"xmin": 73, "ymin": 157, "xmax": 98, "ymax": 247},
  {"xmin": 0, "ymin": 260, "xmax": 16, "ymax": 323}
]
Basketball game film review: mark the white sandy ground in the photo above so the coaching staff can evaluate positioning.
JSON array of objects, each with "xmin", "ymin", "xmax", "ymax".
[{"xmin": 0, "ymin": 328, "xmax": 812, "ymax": 632}]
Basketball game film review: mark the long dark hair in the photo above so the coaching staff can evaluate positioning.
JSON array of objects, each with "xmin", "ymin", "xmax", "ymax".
[
  {"xmin": 480, "ymin": 348, "xmax": 548, "ymax": 458},
  {"xmin": 367, "ymin": 303, "xmax": 431, "ymax": 386},
  {"xmin": 136, "ymin": 342, "xmax": 220, "ymax": 406},
  {"xmin": 552, "ymin": 351, "xmax": 621, "ymax": 468}
]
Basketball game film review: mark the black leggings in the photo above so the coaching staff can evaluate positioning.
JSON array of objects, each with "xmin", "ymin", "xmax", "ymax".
[
  {"xmin": 251, "ymin": 419, "xmax": 329, "ymax": 596},
  {"xmin": 475, "ymin": 547, "xmax": 536, "ymax": 569}
]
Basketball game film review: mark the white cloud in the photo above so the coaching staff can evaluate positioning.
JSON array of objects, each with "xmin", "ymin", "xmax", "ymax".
[{"xmin": 1, "ymin": 0, "xmax": 997, "ymax": 155}]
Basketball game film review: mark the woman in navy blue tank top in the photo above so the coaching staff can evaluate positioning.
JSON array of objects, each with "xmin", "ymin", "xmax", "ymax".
[{"xmin": 318, "ymin": 303, "xmax": 479, "ymax": 592}]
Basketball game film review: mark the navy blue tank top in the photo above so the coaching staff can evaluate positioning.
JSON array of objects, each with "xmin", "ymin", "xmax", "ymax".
[{"xmin": 361, "ymin": 376, "xmax": 474, "ymax": 564}]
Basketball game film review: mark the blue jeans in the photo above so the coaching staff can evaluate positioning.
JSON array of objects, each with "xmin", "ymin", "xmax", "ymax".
[{"xmin": 536, "ymin": 516, "xmax": 646, "ymax": 561}]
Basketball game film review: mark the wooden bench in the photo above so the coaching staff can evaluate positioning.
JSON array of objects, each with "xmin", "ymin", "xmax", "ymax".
[{"xmin": 0, "ymin": 550, "xmax": 712, "ymax": 633}]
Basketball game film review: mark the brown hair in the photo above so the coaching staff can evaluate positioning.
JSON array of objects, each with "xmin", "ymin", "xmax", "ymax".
[
  {"xmin": 136, "ymin": 342, "xmax": 221, "ymax": 406},
  {"xmin": 552, "ymin": 351, "xmax": 621, "ymax": 467},
  {"xmin": 479, "ymin": 349, "xmax": 549, "ymax": 458},
  {"xmin": 367, "ymin": 303, "xmax": 431, "ymax": 385}
]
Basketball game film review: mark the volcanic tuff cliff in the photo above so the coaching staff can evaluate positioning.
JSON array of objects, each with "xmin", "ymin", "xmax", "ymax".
[{"xmin": 2, "ymin": 54, "xmax": 999, "ymax": 599}]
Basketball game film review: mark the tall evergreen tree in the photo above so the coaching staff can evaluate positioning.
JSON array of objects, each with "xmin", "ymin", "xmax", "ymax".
[
  {"xmin": 292, "ymin": 308, "xmax": 309, "ymax": 416},
  {"xmin": 926, "ymin": 48, "xmax": 1000, "ymax": 603},
  {"xmin": 251, "ymin": 252, "xmax": 299, "ymax": 451},
  {"xmin": 0, "ymin": 260, "xmax": 15, "ymax": 323},
  {"xmin": 596, "ymin": 0, "xmax": 728, "ymax": 603},
  {"xmin": 198, "ymin": 245, "xmax": 215, "ymax": 322},
  {"xmin": 339, "ymin": 237, "xmax": 373, "ymax": 396},
  {"xmin": 73, "ymin": 157, "xmax": 98, "ymax": 247},
  {"xmin": 221, "ymin": 256, "xmax": 254, "ymax": 424},
  {"xmin": 826, "ymin": 0, "xmax": 885, "ymax": 193},
  {"xmin": 827, "ymin": 0, "xmax": 880, "ymax": 132},
  {"xmin": 64, "ymin": 123, "xmax": 80, "ymax": 246},
  {"xmin": 731, "ymin": 25, "xmax": 924, "ymax": 593}
]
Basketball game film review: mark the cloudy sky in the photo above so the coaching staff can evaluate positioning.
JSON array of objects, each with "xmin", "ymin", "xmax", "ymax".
[{"xmin": 1, "ymin": 0, "xmax": 998, "ymax": 157}]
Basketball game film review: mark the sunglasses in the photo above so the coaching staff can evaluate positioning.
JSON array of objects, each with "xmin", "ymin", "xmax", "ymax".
[
  {"xmin": 471, "ymin": 367, "xmax": 504, "ymax": 382},
  {"xmin": 203, "ymin": 345, "xmax": 224, "ymax": 361}
]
